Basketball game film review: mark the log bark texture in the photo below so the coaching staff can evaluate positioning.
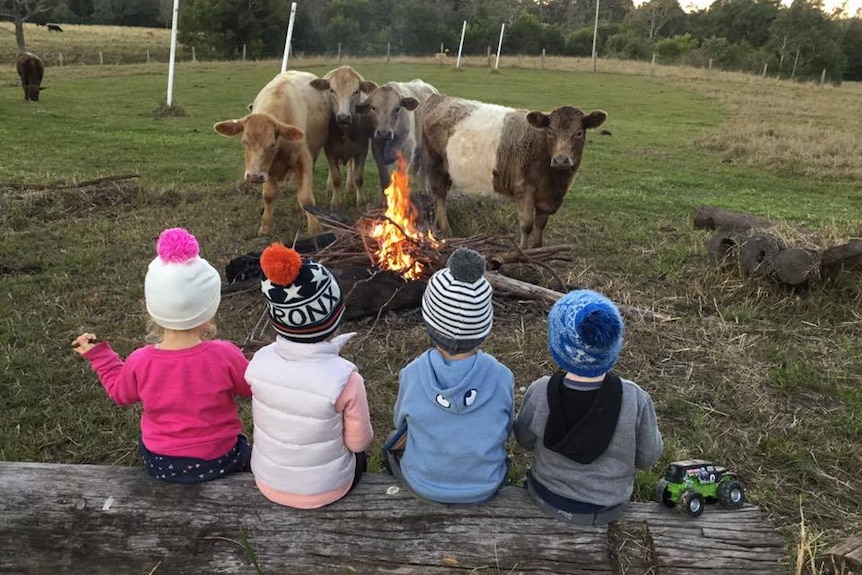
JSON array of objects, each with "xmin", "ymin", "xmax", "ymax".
[
  {"xmin": 693, "ymin": 206, "xmax": 777, "ymax": 233},
  {"xmin": 0, "ymin": 462, "xmax": 788, "ymax": 575}
]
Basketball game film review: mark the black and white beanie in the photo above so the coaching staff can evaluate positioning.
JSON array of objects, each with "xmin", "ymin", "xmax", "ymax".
[
  {"xmin": 259, "ymin": 243, "xmax": 345, "ymax": 344},
  {"xmin": 421, "ymin": 248, "xmax": 493, "ymax": 354}
]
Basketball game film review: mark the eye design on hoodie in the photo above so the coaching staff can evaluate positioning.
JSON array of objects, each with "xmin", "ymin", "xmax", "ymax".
[
  {"xmin": 464, "ymin": 389, "xmax": 478, "ymax": 406},
  {"xmin": 435, "ymin": 394, "xmax": 451, "ymax": 409}
]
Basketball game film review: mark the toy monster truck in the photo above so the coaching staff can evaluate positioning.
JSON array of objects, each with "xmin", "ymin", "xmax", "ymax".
[{"xmin": 654, "ymin": 459, "xmax": 746, "ymax": 518}]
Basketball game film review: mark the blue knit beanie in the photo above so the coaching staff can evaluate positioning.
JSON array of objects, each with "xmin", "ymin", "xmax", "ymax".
[{"xmin": 548, "ymin": 290, "xmax": 624, "ymax": 377}]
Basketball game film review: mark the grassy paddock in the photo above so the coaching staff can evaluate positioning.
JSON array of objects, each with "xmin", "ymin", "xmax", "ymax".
[{"xmin": 1, "ymin": 53, "xmax": 860, "ymax": 573}]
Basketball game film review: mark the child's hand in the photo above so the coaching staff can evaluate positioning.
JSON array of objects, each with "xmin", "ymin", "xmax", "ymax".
[{"xmin": 72, "ymin": 333, "xmax": 98, "ymax": 355}]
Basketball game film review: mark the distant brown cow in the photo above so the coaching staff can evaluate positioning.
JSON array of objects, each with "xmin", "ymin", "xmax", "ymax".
[
  {"xmin": 420, "ymin": 94, "xmax": 607, "ymax": 248},
  {"xmin": 310, "ymin": 66, "xmax": 378, "ymax": 207},
  {"xmin": 16, "ymin": 52, "xmax": 45, "ymax": 102},
  {"xmin": 213, "ymin": 71, "xmax": 330, "ymax": 235}
]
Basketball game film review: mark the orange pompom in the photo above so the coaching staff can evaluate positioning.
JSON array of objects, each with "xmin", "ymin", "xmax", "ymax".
[{"xmin": 260, "ymin": 243, "xmax": 302, "ymax": 286}]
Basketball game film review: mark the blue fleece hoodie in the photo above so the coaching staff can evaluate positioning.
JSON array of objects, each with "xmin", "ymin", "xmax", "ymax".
[{"xmin": 394, "ymin": 349, "xmax": 515, "ymax": 503}]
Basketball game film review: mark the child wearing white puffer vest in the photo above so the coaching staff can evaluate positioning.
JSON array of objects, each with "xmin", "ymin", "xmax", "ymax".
[{"xmin": 245, "ymin": 243, "xmax": 373, "ymax": 508}]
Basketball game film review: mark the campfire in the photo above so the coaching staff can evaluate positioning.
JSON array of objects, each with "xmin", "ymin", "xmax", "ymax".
[
  {"xmin": 366, "ymin": 154, "xmax": 439, "ymax": 280},
  {"xmin": 228, "ymin": 157, "xmax": 670, "ymax": 351}
]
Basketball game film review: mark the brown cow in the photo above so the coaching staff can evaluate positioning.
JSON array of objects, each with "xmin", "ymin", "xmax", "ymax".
[
  {"xmin": 16, "ymin": 52, "xmax": 45, "ymax": 102},
  {"xmin": 310, "ymin": 66, "xmax": 377, "ymax": 207},
  {"xmin": 355, "ymin": 79, "xmax": 439, "ymax": 191},
  {"xmin": 214, "ymin": 71, "xmax": 330, "ymax": 235},
  {"xmin": 420, "ymin": 94, "xmax": 607, "ymax": 248}
]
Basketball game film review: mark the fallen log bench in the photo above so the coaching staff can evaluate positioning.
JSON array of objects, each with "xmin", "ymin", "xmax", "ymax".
[{"xmin": 0, "ymin": 462, "xmax": 789, "ymax": 574}]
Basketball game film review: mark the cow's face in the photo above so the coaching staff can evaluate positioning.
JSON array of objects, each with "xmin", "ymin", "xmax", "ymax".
[
  {"xmin": 213, "ymin": 115, "xmax": 304, "ymax": 184},
  {"xmin": 526, "ymin": 107, "xmax": 607, "ymax": 171},
  {"xmin": 356, "ymin": 87, "xmax": 420, "ymax": 163},
  {"xmin": 311, "ymin": 67, "xmax": 378, "ymax": 127}
]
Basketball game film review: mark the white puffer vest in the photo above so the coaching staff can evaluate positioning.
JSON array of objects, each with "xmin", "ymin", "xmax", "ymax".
[{"xmin": 246, "ymin": 334, "xmax": 356, "ymax": 495}]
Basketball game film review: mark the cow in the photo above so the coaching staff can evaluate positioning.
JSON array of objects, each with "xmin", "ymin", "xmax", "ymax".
[
  {"xmin": 16, "ymin": 52, "xmax": 45, "ymax": 102},
  {"xmin": 420, "ymin": 94, "xmax": 607, "ymax": 248},
  {"xmin": 213, "ymin": 71, "xmax": 330, "ymax": 236},
  {"xmin": 355, "ymin": 79, "xmax": 439, "ymax": 191},
  {"xmin": 310, "ymin": 66, "xmax": 378, "ymax": 207}
]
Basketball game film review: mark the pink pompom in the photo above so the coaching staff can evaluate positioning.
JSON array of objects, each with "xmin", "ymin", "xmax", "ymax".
[{"xmin": 156, "ymin": 228, "xmax": 200, "ymax": 263}]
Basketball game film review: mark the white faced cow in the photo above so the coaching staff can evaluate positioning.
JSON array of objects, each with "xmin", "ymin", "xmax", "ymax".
[
  {"xmin": 355, "ymin": 79, "xmax": 439, "ymax": 191},
  {"xmin": 213, "ymin": 71, "xmax": 330, "ymax": 235},
  {"xmin": 420, "ymin": 94, "xmax": 607, "ymax": 248},
  {"xmin": 310, "ymin": 66, "xmax": 378, "ymax": 207}
]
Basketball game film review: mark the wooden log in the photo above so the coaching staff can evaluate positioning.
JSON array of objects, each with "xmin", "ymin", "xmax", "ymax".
[
  {"xmin": 0, "ymin": 462, "xmax": 789, "ymax": 575},
  {"xmin": 820, "ymin": 240, "xmax": 862, "ymax": 278},
  {"xmin": 740, "ymin": 233, "xmax": 781, "ymax": 276},
  {"xmin": 694, "ymin": 206, "xmax": 776, "ymax": 233},
  {"xmin": 823, "ymin": 533, "xmax": 862, "ymax": 574},
  {"xmin": 708, "ymin": 232, "xmax": 739, "ymax": 265},
  {"xmin": 338, "ymin": 266, "xmax": 427, "ymax": 321},
  {"xmin": 772, "ymin": 247, "xmax": 818, "ymax": 286},
  {"xmin": 485, "ymin": 272, "xmax": 675, "ymax": 323}
]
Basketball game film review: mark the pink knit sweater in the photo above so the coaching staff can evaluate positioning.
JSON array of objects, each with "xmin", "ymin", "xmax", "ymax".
[{"xmin": 83, "ymin": 340, "xmax": 251, "ymax": 460}]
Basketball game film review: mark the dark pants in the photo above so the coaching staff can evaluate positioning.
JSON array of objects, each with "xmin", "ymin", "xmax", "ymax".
[
  {"xmin": 140, "ymin": 435, "xmax": 252, "ymax": 484},
  {"xmin": 525, "ymin": 470, "xmax": 627, "ymax": 526},
  {"xmin": 349, "ymin": 451, "xmax": 368, "ymax": 492}
]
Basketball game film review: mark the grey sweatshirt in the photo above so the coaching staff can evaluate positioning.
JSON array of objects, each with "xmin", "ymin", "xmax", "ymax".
[{"xmin": 514, "ymin": 375, "xmax": 663, "ymax": 508}]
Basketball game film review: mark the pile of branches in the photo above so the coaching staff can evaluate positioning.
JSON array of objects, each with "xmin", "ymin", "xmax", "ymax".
[{"xmin": 302, "ymin": 205, "xmax": 576, "ymax": 288}]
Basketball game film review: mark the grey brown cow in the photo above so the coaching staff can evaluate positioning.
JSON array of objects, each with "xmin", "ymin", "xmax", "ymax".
[
  {"xmin": 420, "ymin": 94, "xmax": 607, "ymax": 248},
  {"xmin": 356, "ymin": 79, "xmax": 439, "ymax": 191},
  {"xmin": 16, "ymin": 52, "xmax": 45, "ymax": 102},
  {"xmin": 214, "ymin": 71, "xmax": 330, "ymax": 235},
  {"xmin": 310, "ymin": 66, "xmax": 378, "ymax": 207}
]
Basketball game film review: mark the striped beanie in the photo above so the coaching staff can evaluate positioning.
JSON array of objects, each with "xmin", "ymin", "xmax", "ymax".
[
  {"xmin": 548, "ymin": 290, "xmax": 624, "ymax": 377},
  {"xmin": 259, "ymin": 243, "xmax": 345, "ymax": 344},
  {"xmin": 422, "ymin": 248, "xmax": 493, "ymax": 354}
]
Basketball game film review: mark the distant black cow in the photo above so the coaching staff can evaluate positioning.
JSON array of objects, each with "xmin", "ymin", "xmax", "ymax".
[
  {"xmin": 47, "ymin": 23, "xmax": 63, "ymax": 32},
  {"xmin": 16, "ymin": 52, "xmax": 45, "ymax": 102}
]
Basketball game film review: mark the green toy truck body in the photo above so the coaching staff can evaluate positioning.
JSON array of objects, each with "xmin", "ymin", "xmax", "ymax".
[{"xmin": 655, "ymin": 459, "xmax": 746, "ymax": 518}]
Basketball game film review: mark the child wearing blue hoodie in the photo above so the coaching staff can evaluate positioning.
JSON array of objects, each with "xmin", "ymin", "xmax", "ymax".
[{"xmin": 384, "ymin": 248, "xmax": 515, "ymax": 504}]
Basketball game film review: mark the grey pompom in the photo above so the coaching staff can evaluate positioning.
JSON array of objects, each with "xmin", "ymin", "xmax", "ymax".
[{"xmin": 447, "ymin": 248, "xmax": 485, "ymax": 283}]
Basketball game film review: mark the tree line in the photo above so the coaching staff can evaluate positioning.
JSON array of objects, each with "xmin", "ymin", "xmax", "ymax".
[{"xmin": 3, "ymin": 0, "xmax": 860, "ymax": 81}]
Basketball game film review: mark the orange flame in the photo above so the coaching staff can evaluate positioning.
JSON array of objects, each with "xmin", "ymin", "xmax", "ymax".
[{"xmin": 369, "ymin": 153, "xmax": 438, "ymax": 280}]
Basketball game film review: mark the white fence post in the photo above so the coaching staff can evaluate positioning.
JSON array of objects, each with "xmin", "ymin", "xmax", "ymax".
[
  {"xmin": 281, "ymin": 2, "xmax": 297, "ymax": 72},
  {"xmin": 166, "ymin": 0, "xmax": 179, "ymax": 106},
  {"xmin": 494, "ymin": 23, "xmax": 505, "ymax": 71},
  {"xmin": 456, "ymin": 20, "xmax": 466, "ymax": 69}
]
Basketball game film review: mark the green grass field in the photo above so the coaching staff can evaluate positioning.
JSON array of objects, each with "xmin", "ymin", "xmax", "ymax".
[{"xmin": 1, "ymin": 52, "xmax": 860, "ymax": 573}]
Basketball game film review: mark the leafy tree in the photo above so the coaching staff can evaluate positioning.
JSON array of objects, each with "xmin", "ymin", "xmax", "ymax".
[
  {"xmin": 840, "ymin": 17, "xmax": 862, "ymax": 80},
  {"xmin": 566, "ymin": 23, "xmax": 619, "ymax": 55},
  {"xmin": 654, "ymin": 32, "xmax": 698, "ymax": 59},
  {"xmin": 92, "ymin": 0, "xmax": 161, "ymax": 27},
  {"xmin": 508, "ymin": 12, "xmax": 544, "ymax": 54},
  {"xmin": 692, "ymin": 0, "xmax": 780, "ymax": 47},
  {"xmin": 770, "ymin": 0, "xmax": 846, "ymax": 79},
  {"xmin": 179, "ymin": 0, "xmax": 292, "ymax": 59},
  {"xmin": 605, "ymin": 30, "xmax": 652, "ymax": 58},
  {"xmin": 629, "ymin": 0, "xmax": 686, "ymax": 39}
]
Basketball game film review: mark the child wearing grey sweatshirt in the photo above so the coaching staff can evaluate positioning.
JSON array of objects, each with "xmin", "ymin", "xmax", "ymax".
[{"xmin": 514, "ymin": 290, "xmax": 663, "ymax": 525}]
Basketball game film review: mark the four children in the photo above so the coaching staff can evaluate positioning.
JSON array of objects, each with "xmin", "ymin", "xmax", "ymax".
[{"xmin": 74, "ymin": 228, "xmax": 663, "ymax": 517}]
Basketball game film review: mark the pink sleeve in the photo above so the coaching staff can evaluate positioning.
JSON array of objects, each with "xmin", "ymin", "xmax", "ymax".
[
  {"xmin": 83, "ymin": 342, "xmax": 140, "ymax": 406},
  {"xmin": 334, "ymin": 371, "xmax": 373, "ymax": 452},
  {"xmin": 221, "ymin": 341, "xmax": 252, "ymax": 398}
]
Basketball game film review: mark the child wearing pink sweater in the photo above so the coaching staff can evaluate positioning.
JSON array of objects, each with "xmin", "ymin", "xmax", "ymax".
[
  {"xmin": 73, "ymin": 228, "xmax": 252, "ymax": 484},
  {"xmin": 245, "ymin": 243, "xmax": 373, "ymax": 508}
]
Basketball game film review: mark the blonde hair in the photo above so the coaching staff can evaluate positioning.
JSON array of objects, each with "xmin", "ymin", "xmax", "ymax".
[{"xmin": 146, "ymin": 318, "xmax": 217, "ymax": 344}]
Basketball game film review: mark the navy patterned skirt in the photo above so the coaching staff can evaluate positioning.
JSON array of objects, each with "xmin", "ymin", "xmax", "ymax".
[{"xmin": 139, "ymin": 435, "xmax": 252, "ymax": 484}]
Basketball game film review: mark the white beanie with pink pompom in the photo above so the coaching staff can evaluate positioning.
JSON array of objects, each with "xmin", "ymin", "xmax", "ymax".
[{"xmin": 144, "ymin": 228, "xmax": 221, "ymax": 330}]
